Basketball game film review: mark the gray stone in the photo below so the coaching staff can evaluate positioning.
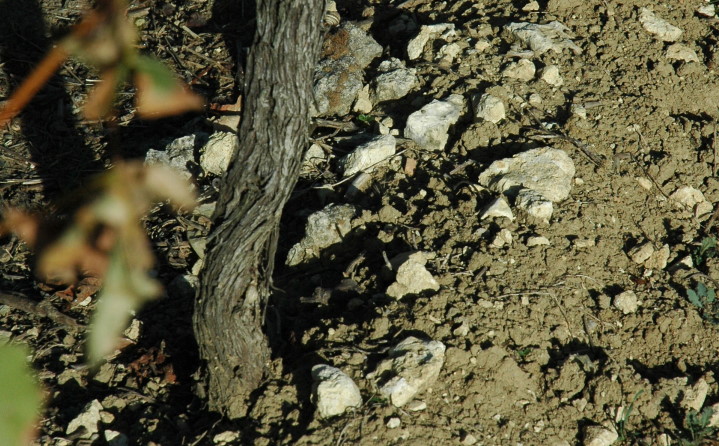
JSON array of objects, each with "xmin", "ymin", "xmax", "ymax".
[
  {"xmin": 368, "ymin": 336, "xmax": 446, "ymax": 407},
  {"xmin": 312, "ymin": 364, "xmax": 362, "ymax": 418},
  {"xmin": 639, "ymin": 8, "xmax": 682, "ymax": 42},
  {"xmin": 405, "ymin": 94, "xmax": 464, "ymax": 151},
  {"xmin": 480, "ymin": 197, "xmax": 514, "ymax": 221},
  {"xmin": 313, "ymin": 23, "xmax": 382, "ymax": 116},
  {"xmin": 478, "ymin": 147, "xmax": 575, "ymax": 202},
  {"xmin": 200, "ymin": 131, "xmax": 237, "ymax": 176},
  {"xmin": 504, "ymin": 21, "xmax": 582, "ymax": 55},
  {"xmin": 372, "ymin": 67, "xmax": 418, "ymax": 103},
  {"xmin": 502, "ymin": 59, "xmax": 536, "ymax": 81},
  {"xmin": 515, "ymin": 188, "xmax": 554, "ymax": 222},
  {"xmin": 286, "ymin": 204, "xmax": 356, "ymax": 266},
  {"xmin": 341, "ymin": 134, "xmax": 397, "ymax": 177},
  {"xmin": 473, "ymin": 93, "xmax": 505, "ymax": 124},
  {"xmin": 407, "ymin": 23, "xmax": 455, "ymax": 60},
  {"xmin": 386, "ymin": 417, "xmax": 401, "ymax": 429},
  {"xmin": 67, "ymin": 399, "xmax": 103, "ymax": 438},
  {"xmin": 697, "ymin": 4, "xmax": 716, "ymax": 17},
  {"xmin": 145, "ymin": 134, "xmax": 206, "ymax": 179},
  {"xmin": 386, "ymin": 252, "xmax": 440, "ymax": 299}
]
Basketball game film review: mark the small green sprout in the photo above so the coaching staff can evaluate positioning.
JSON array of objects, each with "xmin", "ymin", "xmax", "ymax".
[{"xmin": 692, "ymin": 236, "xmax": 717, "ymax": 267}]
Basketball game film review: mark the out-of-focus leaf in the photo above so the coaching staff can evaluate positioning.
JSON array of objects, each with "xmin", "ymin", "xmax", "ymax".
[
  {"xmin": 88, "ymin": 245, "xmax": 161, "ymax": 365},
  {"xmin": 143, "ymin": 164, "xmax": 197, "ymax": 209},
  {"xmin": 0, "ymin": 344, "xmax": 41, "ymax": 446},
  {"xmin": 134, "ymin": 56, "xmax": 204, "ymax": 118},
  {"xmin": 84, "ymin": 67, "xmax": 126, "ymax": 120}
]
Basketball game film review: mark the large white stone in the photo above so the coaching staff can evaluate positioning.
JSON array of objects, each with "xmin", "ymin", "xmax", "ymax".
[
  {"xmin": 583, "ymin": 425, "xmax": 618, "ymax": 446},
  {"xmin": 639, "ymin": 8, "xmax": 682, "ymax": 42},
  {"xmin": 312, "ymin": 364, "xmax": 362, "ymax": 418},
  {"xmin": 368, "ymin": 337, "xmax": 446, "ymax": 407},
  {"xmin": 405, "ymin": 94, "xmax": 464, "ymax": 151},
  {"xmin": 341, "ymin": 134, "xmax": 397, "ymax": 177},
  {"xmin": 200, "ymin": 131, "xmax": 237, "ymax": 175},
  {"xmin": 478, "ymin": 147, "xmax": 575, "ymax": 202}
]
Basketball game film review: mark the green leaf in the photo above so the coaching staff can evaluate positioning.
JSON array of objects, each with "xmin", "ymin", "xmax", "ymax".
[
  {"xmin": 697, "ymin": 282, "xmax": 708, "ymax": 298},
  {"xmin": 688, "ymin": 289, "xmax": 703, "ymax": 308},
  {"xmin": 708, "ymin": 287, "xmax": 716, "ymax": 304},
  {"xmin": 135, "ymin": 55, "xmax": 177, "ymax": 94},
  {"xmin": 0, "ymin": 344, "xmax": 41, "ymax": 446}
]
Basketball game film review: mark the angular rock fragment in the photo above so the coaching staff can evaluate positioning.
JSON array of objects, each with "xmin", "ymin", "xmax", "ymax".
[
  {"xmin": 386, "ymin": 252, "xmax": 440, "ymax": 299},
  {"xmin": 639, "ymin": 8, "xmax": 682, "ymax": 42},
  {"xmin": 200, "ymin": 131, "xmax": 237, "ymax": 176},
  {"xmin": 666, "ymin": 43, "xmax": 700, "ymax": 63},
  {"xmin": 341, "ymin": 134, "xmax": 397, "ymax": 177},
  {"xmin": 478, "ymin": 147, "xmax": 575, "ymax": 202},
  {"xmin": 516, "ymin": 189, "xmax": 553, "ymax": 222},
  {"xmin": 407, "ymin": 23, "xmax": 455, "ymax": 60},
  {"xmin": 312, "ymin": 364, "xmax": 362, "ymax": 418},
  {"xmin": 286, "ymin": 204, "xmax": 356, "ymax": 266},
  {"xmin": 504, "ymin": 21, "xmax": 582, "ymax": 56},
  {"xmin": 473, "ymin": 93, "xmax": 505, "ymax": 123},
  {"xmin": 368, "ymin": 336, "xmax": 446, "ymax": 407},
  {"xmin": 480, "ymin": 197, "xmax": 514, "ymax": 221},
  {"xmin": 313, "ymin": 23, "xmax": 382, "ymax": 116},
  {"xmin": 502, "ymin": 58, "xmax": 536, "ymax": 81},
  {"xmin": 405, "ymin": 94, "xmax": 464, "ymax": 151}
]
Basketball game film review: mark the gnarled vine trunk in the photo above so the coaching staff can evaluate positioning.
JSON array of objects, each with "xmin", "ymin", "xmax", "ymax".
[{"xmin": 193, "ymin": 0, "xmax": 326, "ymax": 419}]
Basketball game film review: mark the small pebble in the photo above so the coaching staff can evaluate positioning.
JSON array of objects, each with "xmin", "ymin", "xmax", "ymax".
[
  {"xmin": 386, "ymin": 417, "xmax": 401, "ymax": 429},
  {"xmin": 613, "ymin": 291, "xmax": 639, "ymax": 315}
]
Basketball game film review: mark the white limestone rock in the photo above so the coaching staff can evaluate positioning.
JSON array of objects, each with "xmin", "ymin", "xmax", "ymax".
[
  {"xmin": 583, "ymin": 424, "xmax": 618, "ymax": 446},
  {"xmin": 541, "ymin": 65, "xmax": 564, "ymax": 86},
  {"xmin": 341, "ymin": 134, "xmax": 397, "ymax": 177},
  {"xmin": 666, "ymin": 43, "xmax": 700, "ymax": 63},
  {"xmin": 613, "ymin": 291, "xmax": 639, "ymax": 315},
  {"xmin": 478, "ymin": 147, "xmax": 575, "ymax": 202},
  {"xmin": 407, "ymin": 24, "xmax": 456, "ymax": 60},
  {"xmin": 473, "ymin": 93, "xmax": 505, "ymax": 124},
  {"xmin": 368, "ymin": 337, "xmax": 446, "ymax": 407},
  {"xmin": 516, "ymin": 188, "xmax": 554, "ymax": 222},
  {"xmin": 502, "ymin": 58, "xmax": 536, "ymax": 81},
  {"xmin": 312, "ymin": 364, "xmax": 362, "ymax": 418},
  {"xmin": 405, "ymin": 94, "xmax": 464, "ymax": 151},
  {"xmin": 480, "ymin": 197, "xmax": 514, "ymax": 221},
  {"xmin": 386, "ymin": 252, "xmax": 440, "ymax": 299},
  {"xmin": 286, "ymin": 204, "xmax": 356, "ymax": 266},
  {"xmin": 639, "ymin": 8, "xmax": 682, "ymax": 42},
  {"xmin": 200, "ymin": 131, "xmax": 237, "ymax": 176},
  {"xmin": 504, "ymin": 21, "xmax": 582, "ymax": 56}
]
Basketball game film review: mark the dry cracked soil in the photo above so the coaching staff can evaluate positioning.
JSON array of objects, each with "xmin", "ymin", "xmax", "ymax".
[{"xmin": 4, "ymin": 0, "xmax": 719, "ymax": 445}]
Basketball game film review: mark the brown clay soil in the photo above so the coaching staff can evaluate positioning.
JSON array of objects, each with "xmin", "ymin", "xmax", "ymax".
[{"xmin": 4, "ymin": 0, "xmax": 719, "ymax": 445}]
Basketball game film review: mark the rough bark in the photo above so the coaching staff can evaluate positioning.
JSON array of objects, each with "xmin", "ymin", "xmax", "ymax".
[{"xmin": 193, "ymin": 0, "xmax": 326, "ymax": 419}]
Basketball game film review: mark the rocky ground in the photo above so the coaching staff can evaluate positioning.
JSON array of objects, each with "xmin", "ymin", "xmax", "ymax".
[{"xmin": 5, "ymin": 0, "xmax": 719, "ymax": 445}]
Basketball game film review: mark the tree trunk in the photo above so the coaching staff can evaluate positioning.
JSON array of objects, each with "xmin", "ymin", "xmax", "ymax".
[{"xmin": 193, "ymin": 0, "xmax": 326, "ymax": 419}]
